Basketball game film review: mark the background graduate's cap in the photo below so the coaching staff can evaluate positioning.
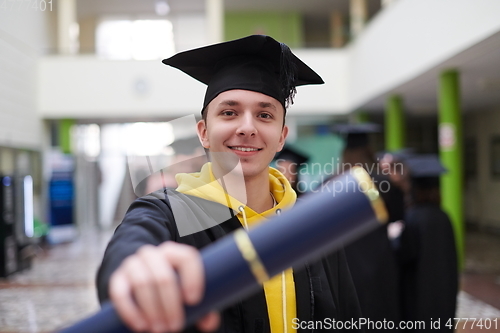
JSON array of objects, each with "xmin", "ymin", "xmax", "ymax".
[
  {"xmin": 162, "ymin": 35, "xmax": 324, "ymax": 112},
  {"xmin": 332, "ymin": 123, "xmax": 381, "ymax": 149},
  {"xmin": 274, "ymin": 146, "xmax": 309, "ymax": 166},
  {"xmin": 405, "ymin": 154, "xmax": 447, "ymax": 178},
  {"xmin": 376, "ymin": 147, "xmax": 416, "ymax": 162},
  {"xmin": 405, "ymin": 155, "xmax": 447, "ymax": 189}
]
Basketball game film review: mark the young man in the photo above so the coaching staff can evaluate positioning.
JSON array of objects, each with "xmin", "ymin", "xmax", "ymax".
[
  {"xmin": 97, "ymin": 35, "xmax": 361, "ymax": 333},
  {"xmin": 329, "ymin": 124, "xmax": 404, "ymax": 331}
]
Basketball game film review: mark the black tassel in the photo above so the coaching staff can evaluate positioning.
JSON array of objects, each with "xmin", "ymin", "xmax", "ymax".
[{"xmin": 279, "ymin": 43, "xmax": 298, "ymax": 109}]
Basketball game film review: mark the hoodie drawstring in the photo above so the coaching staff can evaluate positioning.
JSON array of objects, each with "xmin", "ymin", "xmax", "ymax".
[
  {"xmin": 275, "ymin": 208, "xmax": 288, "ymax": 333},
  {"xmin": 239, "ymin": 202, "xmax": 290, "ymax": 333},
  {"xmin": 238, "ymin": 206, "xmax": 249, "ymax": 230}
]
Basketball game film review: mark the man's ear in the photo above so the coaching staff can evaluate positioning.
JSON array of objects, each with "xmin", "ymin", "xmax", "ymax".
[
  {"xmin": 196, "ymin": 119, "xmax": 210, "ymax": 148},
  {"xmin": 277, "ymin": 125, "xmax": 289, "ymax": 152}
]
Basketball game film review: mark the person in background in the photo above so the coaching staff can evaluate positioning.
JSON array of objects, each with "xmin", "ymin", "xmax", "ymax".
[
  {"xmin": 379, "ymin": 148, "xmax": 414, "ymax": 206},
  {"xmin": 378, "ymin": 148, "xmax": 415, "ymax": 245},
  {"xmin": 396, "ymin": 155, "xmax": 458, "ymax": 331},
  {"xmin": 330, "ymin": 123, "xmax": 404, "ymax": 331},
  {"xmin": 274, "ymin": 146, "xmax": 310, "ymax": 197}
]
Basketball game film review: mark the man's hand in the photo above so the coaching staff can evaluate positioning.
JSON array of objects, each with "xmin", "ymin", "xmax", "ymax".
[{"xmin": 109, "ymin": 242, "xmax": 220, "ymax": 333}]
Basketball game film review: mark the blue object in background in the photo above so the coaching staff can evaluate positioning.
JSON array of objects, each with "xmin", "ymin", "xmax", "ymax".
[
  {"xmin": 49, "ymin": 171, "xmax": 74, "ymax": 227},
  {"xmin": 47, "ymin": 152, "xmax": 76, "ymax": 244}
]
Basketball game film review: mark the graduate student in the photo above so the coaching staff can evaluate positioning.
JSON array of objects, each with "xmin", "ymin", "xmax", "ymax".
[
  {"xmin": 97, "ymin": 35, "xmax": 362, "ymax": 333},
  {"xmin": 274, "ymin": 146, "xmax": 310, "ymax": 197},
  {"xmin": 330, "ymin": 123, "xmax": 404, "ymax": 331},
  {"xmin": 397, "ymin": 155, "xmax": 458, "ymax": 331}
]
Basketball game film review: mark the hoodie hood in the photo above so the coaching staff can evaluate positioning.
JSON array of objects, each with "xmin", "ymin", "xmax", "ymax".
[{"xmin": 175, "ymin": 162, "xmax": 296, "ymax": 228}]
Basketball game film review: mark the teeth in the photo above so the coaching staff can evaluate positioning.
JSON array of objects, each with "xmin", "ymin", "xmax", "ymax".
[{"xmin": 231, "ymin": 147, "xmax": 259, "ymax": 152}]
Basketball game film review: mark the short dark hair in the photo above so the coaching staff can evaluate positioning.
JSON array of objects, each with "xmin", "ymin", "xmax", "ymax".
[{"xmin": 201, "ymin": 105, "xmax": 208, "ymax": 124}]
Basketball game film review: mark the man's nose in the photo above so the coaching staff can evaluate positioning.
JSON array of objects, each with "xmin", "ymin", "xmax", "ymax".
[{"xmin": 236, "ymin": 113, "xmax": 257, "ymax": 136}]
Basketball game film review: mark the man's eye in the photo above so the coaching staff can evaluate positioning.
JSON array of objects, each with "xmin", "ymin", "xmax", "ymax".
[
  {"xmin": 221, "ymin": 110, "xmax": 236, "ymax": 116},
  {"xmin": 259, "ymin": 113, "xmax": 272, "ymax": 119}
]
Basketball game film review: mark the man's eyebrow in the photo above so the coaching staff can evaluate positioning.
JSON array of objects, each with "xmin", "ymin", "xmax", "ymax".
[
  {"xmin": 218, "ymin": 100, "xmax": 239, "ymax": 107},
  {"xmin": 258, "ymin": 102, "xmax": 277, "ymax": 110}
]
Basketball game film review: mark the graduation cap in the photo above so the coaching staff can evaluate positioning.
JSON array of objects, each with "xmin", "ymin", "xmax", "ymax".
[
  {"xmin": 162, "ymin": 35, "xmax": 324, "ymax": 112},
  {"xmin": 274, "ymin": 146, "xmax": 309, "ymax": 166},
  {"xmin": 332, "ymin": 123, "xmax": 381, "ymax": 149},
  {"xmin": 405, "ymin": 154, "xmax": 447, "ymax": 178},
  {"xmin": 376, "ymin": 148, "xmax": 416, "ymax": 162},
  {"xmin": 405, "ymin": 154, "xmax": 447, "ymax": 189}
]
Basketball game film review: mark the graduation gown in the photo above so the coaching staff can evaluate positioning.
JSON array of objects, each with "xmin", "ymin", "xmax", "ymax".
[
  {"xmin": 96, "ymin": 190, "xmax": 363, "ymax": 333},
  {"xmin": 344, "ymin": 225, "xmax": 401, "ymax": 328},
  {"xmin": 397, "ymin": 203, "xmax": 458, "ymax": 331},
  {"xmin": 342, "ymin": 174, "xmax": 404, "ymax": 330}
]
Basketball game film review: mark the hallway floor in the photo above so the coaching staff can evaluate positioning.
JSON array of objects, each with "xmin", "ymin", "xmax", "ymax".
[{"xmin": 0, "ymin": 228, "xmax": 499, "ymax": 332}]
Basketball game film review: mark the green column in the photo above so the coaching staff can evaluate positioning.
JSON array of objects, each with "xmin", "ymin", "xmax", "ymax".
[
  {"xmin": 355, "ymin": 111, "xmax": 370, "ymax": 124},
  {"xmin": 385, "ymin": 95, "xmax": 405, "ymax": 151},
  {"xmin": 59, "ymin": 119, "xmax": 75, "ymax": 154},
  {"xmin": 438, "ymin": 70, "xmax": 464, "ymax": 270}
]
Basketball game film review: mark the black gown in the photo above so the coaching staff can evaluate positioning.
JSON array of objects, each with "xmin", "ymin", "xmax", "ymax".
[
  {"xmin": 342, "ymin": 174, "xmax": 404, "ymax": 331},
  {"xmin": 397, "ymin": 203, "xmax": 458, "ymax": 331},
  {"xmin": 97, "ymin": 190, "xmax": 363, "ymax": 333}
]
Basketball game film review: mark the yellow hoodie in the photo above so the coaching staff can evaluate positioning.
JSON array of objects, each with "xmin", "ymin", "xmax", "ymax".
[{"xmin": 176, "ymin": 162, "xmax": 297, "ymax": 333}]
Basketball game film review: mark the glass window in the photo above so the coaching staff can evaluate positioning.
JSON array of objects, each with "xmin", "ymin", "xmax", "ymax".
[{"xmin": 96, "ymin": 19, "xmax": 175, "ymax": 60}]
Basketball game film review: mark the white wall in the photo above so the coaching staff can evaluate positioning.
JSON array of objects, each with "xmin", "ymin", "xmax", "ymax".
[
  {"xmin": 38, "ymin": 56, "xmax": 207, "ymax": 118},
  {"xmin": 38, "ymin": 49, "xmax": 350, "ymax": 118},
  {"xmin": 171, "ymin": 13, "xmax": 208, "ymax": 52},
  {"xmin": 0, "ymin": 8, "xmax": 55, "ymax": 149},
  {"xmin": 464, "ymin": 108, "xmax": 500, "ymax": 229},
  {"xmin": 289, "ymin": 49, "xmax": 350, "ymax": 115}
]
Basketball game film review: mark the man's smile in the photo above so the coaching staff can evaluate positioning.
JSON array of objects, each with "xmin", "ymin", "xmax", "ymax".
[{"xmin": 228, "ymin": 146, "xmax": 263, "ymax": 152}]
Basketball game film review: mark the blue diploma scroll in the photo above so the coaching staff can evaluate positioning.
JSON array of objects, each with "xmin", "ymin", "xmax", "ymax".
[{"xmin": 59, "ymin": 167, "xmax": 387, "ymax": 333}]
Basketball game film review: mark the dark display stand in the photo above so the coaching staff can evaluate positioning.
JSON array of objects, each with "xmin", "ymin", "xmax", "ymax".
[{"xmin": 0, "ymin": 175, "xmax": 18, "ymax": 277}]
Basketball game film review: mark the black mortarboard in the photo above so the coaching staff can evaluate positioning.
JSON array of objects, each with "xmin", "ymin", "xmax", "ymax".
[
  {"xmin": 274, "ymin": 146, "xmax": 309, "ymax": 166},
  {"xmin": 406, "ymin": 154, "xmax": 447, "ymax": 191},
  {"xmin": 376, "ymin": 148, "xmax": 416, "ymax": 162},
  {"xmin": 405, "ymin": 155, "xmax": 447, "ymax": 178},
  {"xmin": 332, "ymin": 123, "xmax": 381, "ymax": 149},
  {"xmin": 162, "ymin": 35, "xmax": 324, "ymax": 112}
]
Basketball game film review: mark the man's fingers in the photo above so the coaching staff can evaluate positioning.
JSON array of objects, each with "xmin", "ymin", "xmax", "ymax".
[
  {"xmin": 109, "ymin": 271, "xmax": 148, "ymax": 332},
  {"xmin": 159, "ymin": 242, "xmax": 205, "ymax": 305},
  {"xmin": 109, "ymin": 242, "xmax": 216, "ymax": 333},
  {"xmin": 138, "ymin": 245, "xmax": 184, "ymax": 332},
  {"xmin": 196, "ymin": 311, "xmax": 221, "ymax": 332}
]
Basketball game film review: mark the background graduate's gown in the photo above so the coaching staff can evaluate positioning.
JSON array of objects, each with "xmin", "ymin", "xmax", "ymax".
[
  {"xmin": 342, "ymin": 174, "xmax": 404, "ymax": 330},
  {"xmin": 397, "ymin": 203, "xmax": 458, "ymax": 331}
]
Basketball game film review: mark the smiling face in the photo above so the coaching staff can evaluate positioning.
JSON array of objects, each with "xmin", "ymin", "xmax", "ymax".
[{"xmin": 197, "ymin": 89, "xmax": 288, "ymax": 181}]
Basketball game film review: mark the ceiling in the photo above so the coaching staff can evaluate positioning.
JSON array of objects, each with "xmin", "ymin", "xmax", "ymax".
[
  {"xmin": 77, "ymin": 0, "xmax": 380, "ymax": 19},
  {"xmin": 77, "ymin": 0, "xmax": 205, "ymax": 18},
  {"xmin": 362, "ymin": 30, "xmax": 500, "ymax": 115}
]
